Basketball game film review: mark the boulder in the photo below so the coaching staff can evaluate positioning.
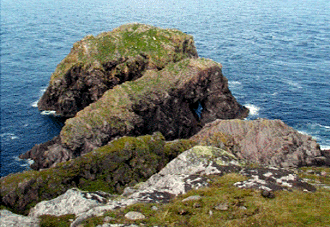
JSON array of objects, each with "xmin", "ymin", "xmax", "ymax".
[
  {"xmin": 192, "ymin": 118, "xmax": 325, "ymax": 168},
  {"xmin": 38, "ymin": 23, "xmax": 198, "ymax": 117},
  {"xmin": 21, "ymin": 57, "xmax": 248, "ymax": 170},
  {"xmin": 28, "ymin": 188, "xmax": 108, "ymax": 217},
  {"xmin": 124, "ymin": 211, "xmax": 145, "ymax": 220}
]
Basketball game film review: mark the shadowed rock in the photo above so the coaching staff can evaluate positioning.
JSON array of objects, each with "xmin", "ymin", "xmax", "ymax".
[
  {"xmin": 21, "ymin": 58, "xmax": 248, "ymax": 170},
  {"xmin": 192, "ymin": 118, "xmax": 326, "ymax": 168}
]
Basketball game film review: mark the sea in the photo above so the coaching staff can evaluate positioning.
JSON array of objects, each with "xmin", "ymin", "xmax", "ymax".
[{"xmin": 1, "ymin": 0, "xmax": 329, "ymax": 177}]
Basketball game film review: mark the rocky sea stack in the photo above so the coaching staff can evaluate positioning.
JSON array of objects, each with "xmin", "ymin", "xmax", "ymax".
[
  {"xmin": 1, "ymin": 24, "xmax": 329, "ymax": 226},
  {"xmin": 20, "ymin": 23, "xmax": 248, "ymax": 170}
]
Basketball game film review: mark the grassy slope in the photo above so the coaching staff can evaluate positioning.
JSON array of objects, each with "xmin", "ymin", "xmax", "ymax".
[
  {"xmin": 80, "ymin": 170, "xmax": 330, "ymax": 227},
  {"xmin": 38, "ymin": 168, "xmax": 330, "ymax": 227}
]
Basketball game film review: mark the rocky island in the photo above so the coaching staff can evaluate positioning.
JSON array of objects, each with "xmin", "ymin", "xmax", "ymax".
[{"xmin": 1, "ymin": 24, "xmax": 329, "ymax": 227}]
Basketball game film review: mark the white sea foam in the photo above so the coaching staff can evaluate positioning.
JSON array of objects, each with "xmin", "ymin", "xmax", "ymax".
[
  {"xmin": 41, "ymin": 110, "xmax": 57, "ymax": 116},
  {"xmin": 31, "ymin": 100, "xmax": 38, "ymax": 108},
  {"xmin": 40, "ymin": 86, "xmax": 47, "ymax": 94},
  {"xmin": 320, "ymin": 145, "xmax": 330, "ymax": 150},
  {"xmin": 13, "ymin": 156, "xmax": 34, "ymax": 167},
  {"xmin": 229, "ymin": 81, "xmax": 242, "ymax": 86},
  {"xmin": 316, "ymin": 123, "xmax": 330, "ymax": 130},
  {"xmin": 245, "ymin": 104, "xmax": 260, "ymax": 116},
  {"xmin": 297, "ymin": 130, "xmax": 308, "ymax": 135},
  {"xmin": 284, "ymin": 80, "xmax": 303, "ymax": 89},
  {"xmin": 0, "ymin": 133, "xmax": 19, "ymax": 140},
  {"xmin": 228, "ymin": 81, "xmax": 242, "ymax": 89}
]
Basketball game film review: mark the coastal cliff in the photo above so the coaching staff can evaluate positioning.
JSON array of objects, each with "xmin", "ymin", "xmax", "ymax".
[
  {"xmin": 38, "ymin": 23, "xmax": 198, "ymax": 117},
  {"xmin": 1, "ymin": 24, "xmax": 329, "ymax": 227},
  {"xmin": 21, "ymin": 58, "xmax": 248, "ymax": 170}
]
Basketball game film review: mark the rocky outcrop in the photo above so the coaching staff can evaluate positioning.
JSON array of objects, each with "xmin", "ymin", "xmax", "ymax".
[
  {"xmin": 192, "ymin": 118, "xmax": 326, "ymax": 168},
  {"xmin": 0, "ymin": 210, "xmax": 39, "ymax": 227},
  {"xmin": 28, "ymin": 188, "xmax": 110, "ymax": 217},
  {"xmin": 234, "ymin": 167, "xmax": 316, "ymax": 192},
  {"xmin": 2, "ymin": 133, "xmax": 195, "ymax": 214},
  {"xmin": 21, "ymin": 58, "xmax": 248, "ymax": 170},
  {"xmin": 38, "ymin": 23, "xmax": 198, "ymax": 117},
  {"xmin": 3, "ymin": 146, "xmax": 317, "ymax": 227}
]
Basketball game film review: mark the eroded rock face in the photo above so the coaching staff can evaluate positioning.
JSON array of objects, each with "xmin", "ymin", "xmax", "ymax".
[
  {"xmin": 192, "ymin": 118, "xmax": 326, "ymax": 168},
  {"xmin": 21, "ymin": 58, "xmax": 248, "ymax": 170},
  {"xmin": 38, "ymin": 23, "xmax": 198, "ymax": 117}
]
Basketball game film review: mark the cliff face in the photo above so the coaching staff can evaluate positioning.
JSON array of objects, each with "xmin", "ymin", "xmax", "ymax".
[
  {"xmin": 192, "ymin": 119, "xmax": 326, "ymax": 168},
  {"xmin": 38, "ymin": 23, "xmax": 198, "ymax": 117},
  {"xmin": 21, "ymin": 58, "xmax": 248, "ymax": 170}
]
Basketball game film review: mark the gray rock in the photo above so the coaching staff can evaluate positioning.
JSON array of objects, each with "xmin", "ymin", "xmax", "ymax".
[
  {"xmin": 29, "ymin": 188, "xmax": 108, "ymax": 217},
  {"xmin": 261, "ymin": 190, "xmax": 275, "ymax": 199},
  {"xmin": 67, "ymin": 146, "xmax": 242, "ymax": 224},
  {"xmin": 234, "ymin": 167, "xmax": 316, "ymax": 192},
  {"xmin": 0, "ymin": 210, "xmax": 39, "ymax": 227},
  {"xmin": 104, "ymin": 216, "xmax": 115, "ymax": 222},
  {"xmin": 214, "ymin": 203, "xmax": 229, "ymax": 211},
  {"xmin": 124, "ymin": 211, "xmax": 145, "ymax": 220},
  {"xmin": 182, "ymin": 195, "xmax": 202, "ymax": 202}
]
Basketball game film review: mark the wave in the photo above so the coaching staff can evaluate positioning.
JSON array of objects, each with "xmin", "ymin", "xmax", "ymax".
[
  {"xmin": 13, "ymin": 156, "xmax": 34, "ymax": 167},
  {"xmin": 31, "ymin": 100, "xmax": 38, "ymax": 108},
  {"xmin": 320, "ymin": 145, "xmax": 330, "ymax": 150},
  {"xmin": 228, "ymin": 81, "xmax": 242, "ymax": 89},
  {"xmin": 0, "ymin": 133, "xmax": 19, "ymax": 140},
  {"xmin": 41, "ymin": 110, "xmax": 57, "ymax": 116},
  {"xmin": 245, "ymin": 104, "xmax": 260, "ymax": 116},
  {"xmin": 31, "ymin": 87, "xmax": 47, "ymax": 108},
  {"xmin": 283, "ymin": 79, "xmax": 303, "ymax": 89},
  {"xmin": 315, "ymin": 123, "xmax": 330, "ymax": 130}
]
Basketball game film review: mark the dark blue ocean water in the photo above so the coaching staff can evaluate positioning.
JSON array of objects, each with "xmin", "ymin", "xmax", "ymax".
[{"xmin": 1, "ymin": 0, "xmax": 329, "ymax": 177}]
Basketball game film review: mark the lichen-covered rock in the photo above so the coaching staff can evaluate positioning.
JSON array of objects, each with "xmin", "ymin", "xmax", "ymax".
[
  {"xmin": 38, "ymin": 23, "xmax": 198, "ymax": 117},
  {"xmin": 1, "ymin": 133, "xmax": 195, "ymax": 215},
  {"xmin": 0, "ymin": 210, "xmax": 39, "ymax": 227},
  {"xmin": 234, "ymin": 167, "xmax": 317, "ymax": 192},
  {"xmin": 45, "ymin": 145, "xmax": 244, "ymax": 225},
  {"xmin": 22, "ymin": 58, "xmax": 248, "ymax": 170},
  {"xmin": 28, "ymin": 188, "xmax": 108, "ymax": 218},
  {"xmin": 192, "ymin": 118, "xmax": 326, "ymax": 168}
]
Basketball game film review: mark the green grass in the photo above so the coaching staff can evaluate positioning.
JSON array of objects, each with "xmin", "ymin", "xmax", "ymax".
[
  {"xmin": 49, "ymin": 23, "xmax": 197, "ymax": 83},
  {"xmin": 80, "ymin": 172, "xmax": 330, "ymax": 227},
  {"xmin": 39, "ymin": 214, "xmax": 75, "ymax": 227}
]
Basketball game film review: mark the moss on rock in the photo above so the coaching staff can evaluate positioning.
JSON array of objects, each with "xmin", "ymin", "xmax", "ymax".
[
  {"xmin": 1, "ymin": 132, "xmax": 194, "ymax": 215},
  {"xmin": 38, "ymin": 23, "xmax": 198, "ymax": 117}
]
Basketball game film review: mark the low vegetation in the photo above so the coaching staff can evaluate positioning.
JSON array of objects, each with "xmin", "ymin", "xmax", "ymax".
[
  {"xmin": 0, "ymin": 133, "xmax": 196, "ymax": 215},
  {"xmin": 38, "ymin": 170, "xmax": 330, "ymax": 227}
]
